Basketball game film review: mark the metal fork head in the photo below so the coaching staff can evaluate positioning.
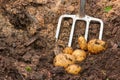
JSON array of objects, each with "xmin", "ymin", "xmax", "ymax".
[{"xmin": 55, "ymin": 14, "xmax": 104, "ymax": 47}]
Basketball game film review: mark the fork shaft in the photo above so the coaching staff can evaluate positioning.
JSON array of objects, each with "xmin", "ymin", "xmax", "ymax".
[{"xmin": 79, "ymin": 0, "xmax": 86, "ymax": 17}]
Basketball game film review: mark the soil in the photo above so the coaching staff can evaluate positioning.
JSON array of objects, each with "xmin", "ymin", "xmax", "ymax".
[{"xmin": 0, "ymin": 0, "xmax": 120, "ymax": 80}]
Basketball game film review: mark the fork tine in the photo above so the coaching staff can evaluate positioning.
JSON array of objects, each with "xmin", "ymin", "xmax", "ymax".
[
  {"xmin": 55, "ymin": 15, "xmax": 76, "ymax": 46},
  {"xmin": 68, "ymin": 18, "xmax": 76, "ymax": 47},
  {"xmin": 55, "ymin": 15, "xmax": 63, "ymax": 41},
  {"xmin": 84, "ymin": 20, "xmax": 90, "ymax": 41},
  {"xmin": 89, "ymin": 17, "xmax": 104, "ymax": 40},
  {"xmin": 99, "ymin": 20, "xmax": 104, "ymax": 40}
]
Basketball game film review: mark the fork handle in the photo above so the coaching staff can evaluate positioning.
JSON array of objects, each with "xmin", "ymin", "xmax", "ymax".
[{"xmin": 79, "ymin": 0, "xmax": 86, "ymax": 17}]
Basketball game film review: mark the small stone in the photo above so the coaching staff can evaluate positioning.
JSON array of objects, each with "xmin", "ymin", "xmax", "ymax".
[
  {"xmin": 67, "ymin": 5, "xmax": 75, "ymax": 12},
  {"xmin": 27, "ymin": 7, "xmax": 36, "ymax": 15},
  {"xmin": 27, "ymin": 0, "xmax": 33, "ymax": 2},
  {"xmin": 35, "ymin": 0, "xmax": 47, "ymax": 4},
  {"xmin": 31, "ymin": 55, "xmax": 40, "ymax": 65},
  {"xmin": 27, "ymin": 26, "xmax": 37, "ymax": 36},
  {"xmin": 112, "ymin": 43, "xmax": 118, "ymax": 50},
  {"xmin": 23, "ymin": 52, "xmax": 32, "ymax": 62}
]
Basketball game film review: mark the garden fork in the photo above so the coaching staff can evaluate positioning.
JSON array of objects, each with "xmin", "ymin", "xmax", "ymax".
[{"xmin": 55, "ymin": 0, "xmax": 104, "ymax": 47}]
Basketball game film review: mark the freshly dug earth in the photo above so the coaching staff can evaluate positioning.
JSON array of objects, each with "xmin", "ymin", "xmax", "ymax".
[{"xmin": 0, "ymin": 0, "xmax": 120, "ymax": 80}]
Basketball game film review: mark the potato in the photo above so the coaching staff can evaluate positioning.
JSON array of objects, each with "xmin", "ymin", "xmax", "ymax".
[
  {"xmin": 65, "ymin": 64, "xmax": 82, "ymax": 75},
  {"xmin": 78, "ymin": 36, "xmax": 87, "ymax": 50},
  {"xmin": 54, "ymin": 53, "xmax": 75, "ymax": 68},
  {"xmin": 88, "ymin": 39, "xmax": 107, "ymax": 54},
  {"xmin": 72, "ymin": 49, "xmax": 86, "ymax": 62},
  {"xmin": 63, "ymin": 47, "xmax": 73, "ymax": 54}
]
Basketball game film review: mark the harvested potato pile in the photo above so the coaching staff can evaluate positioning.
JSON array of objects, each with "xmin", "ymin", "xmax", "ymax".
[
  {"xmin": 53, "ymin": 51, "xmax": 83, "ymax": 75},
  {"xmin": 53, "ymin": 36, "xmax": 107, "ymax": 75},
  {"xmin": 53, "ymin": 47, "xmax": 86, "ymax": 75}
]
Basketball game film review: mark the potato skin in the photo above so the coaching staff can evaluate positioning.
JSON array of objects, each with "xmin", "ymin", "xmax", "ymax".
[
  {"xmin": 63, "ymin": 47, "xmax": 73, "ymax": 54},
  {"xmin": 88, "ymin": 39, "xmax": 106, "ymax": 54},
  {"xmin": 65, "ymin": 64, "xmax": 82, "ymax": 75},
  {"xmin": 54, "ymin": 53, "xmax": 75, "ymax": 68},
  {"xmin": 72, "ymin": 49, "xmax": 86, "ymax": 62},
  {"xmin": 78, "ymin": 36, "xmax": 87, "ymax": 50}
]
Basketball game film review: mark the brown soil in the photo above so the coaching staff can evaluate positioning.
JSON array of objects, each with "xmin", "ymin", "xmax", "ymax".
[{"xmin": 0, "ymin": 0, "xmax": 120, "ymax": 80}]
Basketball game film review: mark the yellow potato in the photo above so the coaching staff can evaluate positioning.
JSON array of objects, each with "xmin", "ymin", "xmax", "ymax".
[
  {"xmin": 88, "ymin": 39, "xmax": 107, "ymax": 54},
  {"xmin": 78, "ymin": 36, "xmax": 87, "ymax": 50},
  {"xmin": 54, "ymin": 53, "xmax": 75, "ymax": 68},
  {"xmin": 63, "ymin": 47, "xmax": 73, "ymax": 55},
  {"xmin": 72, "ymin": 49, "xmax": 86, "ymax": 62},
  {"xmin": 65, "ymin": 64, "xmax": 82, "ymax": 75}
]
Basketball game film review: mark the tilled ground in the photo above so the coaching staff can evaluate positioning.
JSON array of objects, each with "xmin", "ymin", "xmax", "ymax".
[{"xmin": 0, "ymin": 0, "xmax": 120, "ymax": 80}]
